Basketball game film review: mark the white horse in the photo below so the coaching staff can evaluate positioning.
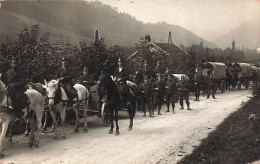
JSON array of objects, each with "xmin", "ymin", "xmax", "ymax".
[
  {"xmin": 44, "ymin": 80, "xmax": 89, "ymax": 139},
  {"xmin": 0, "ymin": 77, "xmax": 44, "ymax": 158}
]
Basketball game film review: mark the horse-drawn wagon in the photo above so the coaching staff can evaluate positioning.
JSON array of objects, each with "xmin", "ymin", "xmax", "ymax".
[
  {"xmin": 172, "ymin": 74, "xmax": 189, "ymax": 81},
  {"xmin": 201, "ymin": 62, "xmax": 227, "ymax": 93},
  {"xmin": 236, "ymin": 63, "xmax": 252, "ymax": 89}
]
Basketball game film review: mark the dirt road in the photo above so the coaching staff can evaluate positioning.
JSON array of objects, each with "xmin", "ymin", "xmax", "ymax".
[{"xmin": 1, "ymin": 90, "xmax": 250, "ymax": 164}]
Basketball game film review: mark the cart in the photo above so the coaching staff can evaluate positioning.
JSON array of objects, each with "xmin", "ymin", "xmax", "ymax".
[{"xmin": 201, "ymin": 62, "xmax": 227, "ymax": 93}]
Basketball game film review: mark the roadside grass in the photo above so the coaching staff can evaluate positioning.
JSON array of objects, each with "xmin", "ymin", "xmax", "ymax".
[{"xmin": 178, "ymin": 94, "xmax": 260, "ymax": 164}]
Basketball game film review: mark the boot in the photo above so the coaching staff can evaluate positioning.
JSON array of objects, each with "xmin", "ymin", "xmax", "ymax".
[
  {"xmin": 158, "ymin": 108, "xmax": 162, "ymax": 115},
  {"xmin": 166, "ymin": 106, "xmax": 170, "ymax": 112},
  {"xmin": 142, "ymin": 112, "xmax": 146, "ymax": 117},
  {"xmin": 187, "ymin": 106, "xmax": 192, "ymax": 110},
  {"xmin": 180, "ymin": 106, "xmax": 184, "ymax": 110},
  {"xmin": 172, "ymin": 107, "xmax": 175, "ymax": 114}
]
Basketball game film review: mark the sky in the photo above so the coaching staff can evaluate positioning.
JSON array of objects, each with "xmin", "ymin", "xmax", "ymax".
[{"xmin": 85, "ymin": 0, "xmax": 260, "ymax": 42}]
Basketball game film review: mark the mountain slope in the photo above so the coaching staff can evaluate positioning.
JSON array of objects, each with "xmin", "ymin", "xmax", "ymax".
[
  {"xmin": 0, "ymin": 0, "xmax": 217, "ymax": 47},
  {"xmin": 213, "ymin": 20, "xmax": 260, "ymax": 49}
]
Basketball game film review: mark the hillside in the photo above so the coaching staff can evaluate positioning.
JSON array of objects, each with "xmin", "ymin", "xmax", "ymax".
[
  {"xmin": 214, "ymin": 19, "xmax": 260, "ymax": 49},
  {"xmin": 0, "ymin": 0, "xmax": 217, "ymax": 48}
]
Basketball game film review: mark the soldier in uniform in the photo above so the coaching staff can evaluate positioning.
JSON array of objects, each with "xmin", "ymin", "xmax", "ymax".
[
  {"xmin": 138, "ymin": 76, "xmax": 152, "ymax": 117},
  {"xmin": 135, "ymin": 67, "xmax": 144, "ymax": 112},
  {"xmin": 57, "ymin": 57, "xmax": 77, "ymax": 109},
  {"xmin": 79, "ymin": 66, "xmax": 95, "ymax": 89},
  {"xmin": 165, "ymin": 74, "xmax": 177, "ymax": 113},
  {"xmin": 6, "ymin": 59, "xmax": 28, "ymax": 117},
  {"xmin": 114, "ymin": 57, "xmax": 130, "ymax": 107},
  {"xmin": 178, "ymin": 75, "xmax": 191, "ymax": 110},
  {"xmin": 152, "ymin": 73, "xmax": 165, "ymax": 115},
  {"xmin": 207, "ymin": 74, "xmax": 216, "ymax": 99},
  {"xmin": 194, "ymin": 73, "xmax": 201, "ymax": 101}
]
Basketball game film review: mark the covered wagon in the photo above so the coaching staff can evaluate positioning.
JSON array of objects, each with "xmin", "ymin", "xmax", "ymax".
[
  {"xmin": 201, "ymin": 62, "xmax": 227, "ymax": 93},
  {"xmin": 236, "ymin": 63, "xmax": 252, "ymax": 89}
]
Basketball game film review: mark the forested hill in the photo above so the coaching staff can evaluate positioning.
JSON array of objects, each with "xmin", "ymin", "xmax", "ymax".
[{"xmin": 0, "ymin": 0, "xmax": 217, "ymax": 48}]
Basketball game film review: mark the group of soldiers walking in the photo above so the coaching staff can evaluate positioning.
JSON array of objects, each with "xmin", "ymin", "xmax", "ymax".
[{"xmin": 136, "ymin": 72, "xmax": 191, "ymax": 117}]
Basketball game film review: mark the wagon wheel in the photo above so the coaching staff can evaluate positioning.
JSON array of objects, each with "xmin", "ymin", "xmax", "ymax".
[
  {"xmin": 101, "ymin": 102, "xmax": 110, "ymax": 127},
  {"xmin": 245, "ymin": 80, "xmax": 249, "ymax": 89},
  {"xmin": 237, "ymin": 80, "xmax": 242, "ymax": 90},
  {"xmin": 220, "ymin": 80, "xmax": 226, "ymax": 93}
]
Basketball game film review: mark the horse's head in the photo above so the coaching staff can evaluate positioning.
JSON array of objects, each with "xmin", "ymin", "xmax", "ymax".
[{"xmin": 44, "ymin": 79, "xmax": 60, "ymax": 108}]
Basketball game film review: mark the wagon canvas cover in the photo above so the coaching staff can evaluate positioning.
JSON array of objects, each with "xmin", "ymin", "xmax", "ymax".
[
  {"xmin": 238, "ymin": 63, "xmax": 252, "ymax": 78},
  {"xmin": 202, "ymin": 62, "xmax": 227, "ymax": 79}
]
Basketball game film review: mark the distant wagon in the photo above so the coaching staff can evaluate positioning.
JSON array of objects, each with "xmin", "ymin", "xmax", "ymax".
[
  {"xmin": 201, "ymin": 62, "xmax": 227, "ymax": 93},
  {"xmin": 236, "ymin": 63, "xmax": 252, "ymax": 89},
  {"xmin": 172, "ymin": 74, "xmax": 189, "ymax": 81}
]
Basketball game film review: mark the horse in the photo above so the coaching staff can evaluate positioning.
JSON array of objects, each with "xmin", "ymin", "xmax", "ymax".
[
  {"xmin": 44, "ymin": 80, "xmax": 89, "ymax": 139},
  {"xmin": 98, "ymin": 72, "xmax": 136, "ymax": 135},
  {"xmin": 0, "ymin": 77, "xmax": 44, "ymax": 157}
]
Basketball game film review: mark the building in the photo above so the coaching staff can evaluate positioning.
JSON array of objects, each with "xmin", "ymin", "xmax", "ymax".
[{"xmin": 127, "ymin": 32, "xmax": 188, "ymax": 74}]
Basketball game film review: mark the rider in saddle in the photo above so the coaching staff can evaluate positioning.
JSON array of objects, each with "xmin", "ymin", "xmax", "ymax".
[
  {"xmin": 57, "ymin": 57, "xmax": 77, "ymax": 109},
  {"xmin": 5, "ymin": 59, "xmax": 28, "ymax": 117},
  {"xmin": 79, "ymin": 66, "xmax": 95, "ymax": 89},
  {"xmin": 114, "ymin": 57, "xmax": 130, "ymax": 108}
]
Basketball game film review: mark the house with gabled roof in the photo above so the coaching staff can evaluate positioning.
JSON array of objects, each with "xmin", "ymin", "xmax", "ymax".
[{"xmin": 127, "ymin": 32, "xmax": 189, "ymax": 74}]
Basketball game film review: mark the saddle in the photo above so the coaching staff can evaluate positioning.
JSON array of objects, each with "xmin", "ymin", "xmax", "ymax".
[{"xmin": 7, "ymin": 84, "xmax": 30, "ymax": 117}]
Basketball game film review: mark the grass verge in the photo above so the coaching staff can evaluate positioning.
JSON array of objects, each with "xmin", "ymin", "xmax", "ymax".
[{"xmin": 178, "ymin": 96, "xmax": 260, "ymax": 164}]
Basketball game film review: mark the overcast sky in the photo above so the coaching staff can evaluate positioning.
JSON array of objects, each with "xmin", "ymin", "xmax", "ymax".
[{"xmin": 86, "ymin": 0, "xmax": 260, "ymax": 42}]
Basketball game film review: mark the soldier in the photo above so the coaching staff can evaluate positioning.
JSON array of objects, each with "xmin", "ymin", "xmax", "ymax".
[
  {"xmin": 57, "ymin": 57, "xmax": 77, "ymax": 109},
  {"xmin": 165, "ymin": 74, "xmax": 177, "ymax": 113},
  {"xmin": 152, "ymin": 73, "xmax": 165, "ymax": 115},
  {"xmin": 135, "ymin": 67, "xmax": 144, "ymax": 112},
  {"xmin": 194, "ymin": 73, "xmax": 201, "ymax": 101},
  {"xmin": 79, "ymin": 66, "xmax": 95, "ymax": 89},
  {"xmin": 114, "ymin": 57, "xmax": 130, "ymax": 107},
  {"xmin": 139, "ymin": 76, "xmax": 152, "ymax": 117},
  {"xmin": 6, "ymin": 59, "xmax": 28, "ymax": 117},
  {"xmin": 207, "ymin": 74, "xmax": 216, "ymax": 99},
  {"xmin": 178, "ymin": 75, "xmax": 191, "ymax": 110}
]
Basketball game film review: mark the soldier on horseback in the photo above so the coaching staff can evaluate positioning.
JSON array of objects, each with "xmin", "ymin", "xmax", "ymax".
[
  {"xmin": 57, "ymin": 57, "xmax": 77, "ymax": 109},
  {"xmin": 5, "ymin": 59, "xmax": 29, "ymax": 117},
  {"xmin": 114, "ymin": 57, "xmax": 131, "ymax": 108}
]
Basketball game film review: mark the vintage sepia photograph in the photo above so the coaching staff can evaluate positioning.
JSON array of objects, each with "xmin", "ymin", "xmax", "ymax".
[{"xmin": 0, "ymin": 0, "xmax": 259, "ymax": 163}]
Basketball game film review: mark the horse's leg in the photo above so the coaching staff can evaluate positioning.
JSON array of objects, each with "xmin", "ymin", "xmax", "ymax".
[
  {"xmin": 28, "ymin": 112, "xmax": 37, "ymax": 147},
  {"xmin": 73, "ymin": 104, "xmax": 80, "ymax": 133},
  {"xmin": 50, "ymin": 111, "xmax": 58, "ymax": 139},
  {"xmin": 0, "ymin": 120, "xmax": 9, "ymax": 158},
  {"xmin": 60, "ymin": 106, "xmax": 66, "ymax": 139},
  {"xmin": 34, "ymin": 109, "xmax": 43, "ymax": 147},
  {"xmin": 127, "ymin": 101, "xmax": 133, "ymax": 131},
  {"xmin": 42, "ymin": 111, "xmax": 48, "ymax": 131},
  {"xmin": 108, "ymin": 105, "xmax": 114, "ymax": 134},
  {"xmin": 24, "ymin": 118, "xmax": 30, "ymax": 137},
  {"xmin": 114, "ymin": 106, "xmax": 119, "ymax": 135},
  {"xmin": 83, "ymin": 100, "xmax": 89, "ymax": 132},
  {"xmin": 8, "ymin": 122, "xmax": 13, "ymax": 146}
]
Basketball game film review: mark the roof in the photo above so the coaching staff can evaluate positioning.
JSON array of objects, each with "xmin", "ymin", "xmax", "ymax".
[
  {"xmin": 155, "ymin": 43, "xmax": 188, "ymax": 56},
  {"xmin": 128, "ymin": 41, "xmax": 188, "ymax": 60}
]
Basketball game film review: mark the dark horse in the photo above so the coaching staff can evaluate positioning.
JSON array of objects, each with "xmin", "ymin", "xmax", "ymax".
[{"xmin": 98, "ymin": 72, "xmax": 136, "ymax": 135}]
